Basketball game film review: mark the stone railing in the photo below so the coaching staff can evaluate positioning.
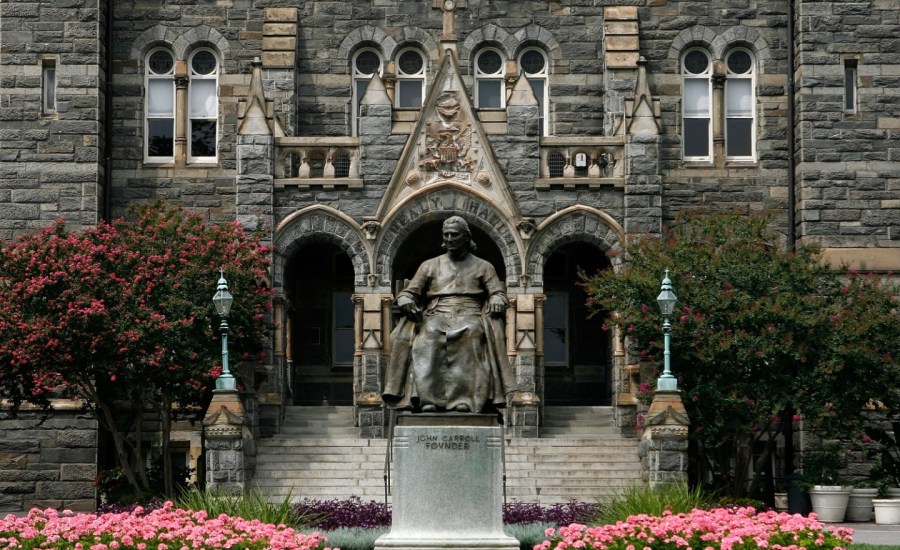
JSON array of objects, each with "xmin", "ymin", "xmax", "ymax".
[
  {"xmin": 274, "ymin": 137, "xmax": 362, "ymax": 189},
  {"xmin": 537, "ymin": 136, "xmax": 626, "ymax": 189}
]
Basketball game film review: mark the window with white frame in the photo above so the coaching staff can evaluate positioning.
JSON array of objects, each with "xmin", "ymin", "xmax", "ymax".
[
  {"xmin": 518, "ymin": 47, "xmax": 548, "ymax": 135},
  {"xmin": 395, "ymin": 48, "xmax": 426, "ymax": 108},
  {"xmin": 475, "ymin": 48, "xmax": 505, "ymax": 109},
  {"xmin": 682, "ymin": 48, "xmax": 713, "ymax": 161},
  {"xmin": 41, "ymin": 59, "xmax": 57, "ymax": 116},
  {"xmin": 188, "ymin": 49, "xmax": 218, "ymax": 162},
  {"xmin": 145, "ymin": 48, "xmax": 176, "ymax": 161},
  {"xmin": 725, "ymin": 48, "xmax": 756, "ymax": 160},
  {"xmin": 351, "ymin": 48, "xmax": 382, "ymax": 136}
]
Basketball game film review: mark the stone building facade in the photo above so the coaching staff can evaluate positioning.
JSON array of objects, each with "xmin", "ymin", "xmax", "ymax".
[{"xmin": 1, "ymin": 0, "xmax": 898, "ymax": 489}]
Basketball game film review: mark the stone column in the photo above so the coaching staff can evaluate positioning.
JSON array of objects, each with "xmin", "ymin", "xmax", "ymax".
[
  {"xmin": 508, "ymin": 293, "xmax": 541, "ymax": 437},
  {"xmin": 202, "ymin": 390, "xmax": 251, "ymax": 494},
  {"xmin": 640, "ymin": 390, "xmax": 690, "ymax": 486},
  {"xmin": 355, "ymin": 293, "xmax": 390, "ymax": 438}
]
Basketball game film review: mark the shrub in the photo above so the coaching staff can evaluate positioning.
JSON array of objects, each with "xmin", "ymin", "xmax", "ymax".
[
  {"xmin": 503, "ymin": 522, "xmax": 556, "ymax": 550},
  {"xmin": 294, "ymin": 496, "xmax": 392, "ymax": 530},
  {"xmin": 540, "ymin": 507, "xmax": 853, "ymax": 550},
  {"xmin": 318, "ymin": 527, "xmax": 390, "ymax": 550},
  {"xmin": 175, "ymin": 487, "xmax": 314, "ymax": 529},
  {"xmin": 503, "ymin": 501, "xmax": 598, "ymax": 525},
  {"xmin": 0, "ymin": 503, "xmax": 333, "ymax": 550},
  {"xmin": 591, "ymin": 482, "xmax": 714, "ymax": 525}
]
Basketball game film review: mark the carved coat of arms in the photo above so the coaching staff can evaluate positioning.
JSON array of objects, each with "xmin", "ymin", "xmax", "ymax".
[{"xmin": 419, "ymin": 91, "xmax": 475, "ymax": 174}]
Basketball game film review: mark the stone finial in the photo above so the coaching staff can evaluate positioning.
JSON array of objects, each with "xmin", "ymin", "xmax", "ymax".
[
  {"xmin": 360, "ymin": 73, "xmax": 392, "ymax": 106},
  {"xmin": 507, "ymin": 74, "xmax": 539, "ymax": 107},
  {"xmin": 238, "ymin": 57, "xmax": 282, "ymax": 136},
  {"xmin": 625, "ymin": 57, "xmax": 662, "ymax": 135}
]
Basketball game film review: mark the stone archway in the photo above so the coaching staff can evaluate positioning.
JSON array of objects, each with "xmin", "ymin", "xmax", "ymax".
[
  {"xmin": 273, "ymin": 207, "xmax": 372, "ymax": 407},
  {"xmin": 274, "ymin": 206, "xmax": 371, "ymax": 292},
  {"xmin": 374, "ymin": 187, "xmax": 523, "ymax": 290},
  {"xmin": 525, "ymin": 207, "xmax": 625, "ymax": 410}
]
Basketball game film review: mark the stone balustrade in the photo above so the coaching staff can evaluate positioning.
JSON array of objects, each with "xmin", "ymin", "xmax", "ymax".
[
  {"xmin": 274, "ymin": 137, "xmax": 362, "ymax": 189},
  {"xmin": 538, "ymin": 136, "xmax": 626, "ymax": 189}
]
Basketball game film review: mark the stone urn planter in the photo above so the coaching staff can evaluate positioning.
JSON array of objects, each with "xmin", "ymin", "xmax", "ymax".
[
  {"xmin": 887, "ymin": 487, "xmax": 900, "ymax": 498},
  {"xmin": 873, "ymin": 499, "xmax": 900, "ymax": 525},
  {"xmin": 808, "ymin": 485, "xmax": 851, "ymax": 522},
  {"xmin": 846, "ymin": 488, "xmax": 879, "ymax": 522},
  {"xmin": 774, "ymin": 492, "xmax": 789, "ymax": 512}
]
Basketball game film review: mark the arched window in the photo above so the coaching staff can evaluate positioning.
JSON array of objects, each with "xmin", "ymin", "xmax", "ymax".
[
  {"xmin": 725, "ymin": 48, "xmax": 756, "ymax": 160},
  {"xmin": 351, "ymin": 48, "xmax": 382, "ymax": 136},
  {"xmin": 518, "ymin": 47, "xmax": 549, "ymax": 135},
  {"xmin": 188, "ymin": 49, "xmax": 219, "ymax": 162},
  {"xmin": 145, "ymin": 48, "xmax": 175, "ymax": 161},
  {"xmin": 395, "ymin": 48, "xmax": 426, "ymax": 108},
  {"xmin": 681, "ymin": 48, "xmax": 712, "ymax": 161},
  {"xmin": 475, "ymin": 48, "xmax": 505, "ymax": 109}
]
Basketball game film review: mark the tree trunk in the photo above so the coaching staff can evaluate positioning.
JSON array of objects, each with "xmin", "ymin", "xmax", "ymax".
[{"xmin": 160, "ymin": 393, "xmax": 174, "ymax": 498}]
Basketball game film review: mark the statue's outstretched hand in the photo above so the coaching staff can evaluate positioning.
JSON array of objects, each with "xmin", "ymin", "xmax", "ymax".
[
  {"xmin": 488, "ymin": 294, "xmax": 507, "ymax": 317},
  {"xmin": 397, "ymin": 295, "xmax": 421, "ymax": 321}
]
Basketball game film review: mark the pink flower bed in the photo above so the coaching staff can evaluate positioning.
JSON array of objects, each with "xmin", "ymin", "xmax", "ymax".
[
  {"xmin": 0, "ymin": 502, "xmax": 335, "ymax": 550},
  {"xmin": 537, "ymin": 507, "xmax": 853, "ymax": 550}
]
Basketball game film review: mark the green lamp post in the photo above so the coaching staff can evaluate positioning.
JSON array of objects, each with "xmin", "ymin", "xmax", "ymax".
[
  {"xmin": 656, "ymin": 269, "xmax": 678, "ymax": 391},
  {"xmin": 212, "ymin": 269, "xmax": 235, "ymax": 391}
]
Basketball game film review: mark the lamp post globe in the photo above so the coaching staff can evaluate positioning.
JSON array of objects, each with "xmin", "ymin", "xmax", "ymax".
[
  {"xmin": 656, "ymin": 269, "xmax": 678, "ymax": 391},
  {"xmin": 212, "ymin": 269, "xmax": 236, "ymax": 391}
]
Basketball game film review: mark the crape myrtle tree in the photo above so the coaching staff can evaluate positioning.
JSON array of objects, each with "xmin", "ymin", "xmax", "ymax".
[
  {"xmin": 0, "ymin": 202, "xmax": 272, "ymax": 498},
  {"xmin": 582, "ymin": 210, "xmax": 899, "ymax": 497}
]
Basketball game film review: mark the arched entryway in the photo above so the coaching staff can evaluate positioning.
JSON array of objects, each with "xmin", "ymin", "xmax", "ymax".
[
  {"xmin": 284, "ymin": 242, "xmax": 355, "ymax": 405},
  {"xmin": 391, "ymin": 219, "xmax": 506, "ymax": 288},
  {"xmin": 542, "ymin": 242, "xmax": 613, "ymax": 406}
]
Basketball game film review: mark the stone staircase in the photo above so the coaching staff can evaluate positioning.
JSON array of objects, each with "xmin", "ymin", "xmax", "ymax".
[{"xmin": 253, "ymin": 406, "xmax": 642, "ymax": 505}]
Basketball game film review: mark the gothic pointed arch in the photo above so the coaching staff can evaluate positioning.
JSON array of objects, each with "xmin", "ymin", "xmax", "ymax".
[
  {"xmin": 374, "ymin": 186, "xmax": 523, "ymax": 290},
  {"xmin": 526, "ymin": 206, "xmax": 626, "ymax": 287},
  {"xmin": 273, "ymin": 206, "xmax": 372, "ymax": 291}
]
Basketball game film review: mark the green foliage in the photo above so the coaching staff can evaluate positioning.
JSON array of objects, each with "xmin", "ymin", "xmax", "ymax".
[
  {"xmin": 317, "ymin": 527, "xmax": 390, "ymax": 550},
  {"xmin": 799, "ymin": 443, "xmax": 845, "ymax": 489},
  {"xmin": 582, "ymin": 210, "xmax": 900, "ymax": 496},
  {"xmin": 0, "ymin": 201, "xmax": 272, "ymax": 498},
  {"xmin": 175, "ymin": 487, "xmax": 315, "ymax": 529},
  {"xmin": 591, "ymin": 481, "xmax": 715, "ymax": 525}
]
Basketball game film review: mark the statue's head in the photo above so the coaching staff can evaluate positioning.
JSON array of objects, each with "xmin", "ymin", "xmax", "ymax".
[{"xmin": 441, "ymin": 216, "xmax": 477, "ymax": 254}]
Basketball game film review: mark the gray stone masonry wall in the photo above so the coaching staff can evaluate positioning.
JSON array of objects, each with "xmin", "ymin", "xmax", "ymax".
[
  {"xmin": 641, "ymin": 0, "xmax": 791, "ymax": 231},
  {"xmin": 0, "ymin": 409, "xmax": 97, "ymax": 512},
  {"xmin": 795, "ymin": 0, "xmax": 900, "ymax": 247},
  {"xmin": 293, "ymin": 0, "xmax": 606, "ymax": 138},
  {"xmin": 106, "ymin": 0, "xmax": 256, "ymax": 223},
  {"xmin": 0, "ymin": 0, "xmax": 103, "ymax": 239}
]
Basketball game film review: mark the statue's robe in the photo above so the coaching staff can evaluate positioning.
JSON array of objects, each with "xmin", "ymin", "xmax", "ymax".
[{"xmin": 382, "ymin": 253, "xmax": 516, "ymax": 412}]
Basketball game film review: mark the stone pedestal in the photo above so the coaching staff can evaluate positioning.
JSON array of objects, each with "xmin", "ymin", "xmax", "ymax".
[
  {"xmin": 202, "ymin": 389, "xmax": 250, "ymax": 494},
  {"xmin": 375, "ymin": 414, "xmax": 518, "ymax": 550},
  {"xmin": 639, "ymin": 389, "xmax": 690, "ymax": 486}
]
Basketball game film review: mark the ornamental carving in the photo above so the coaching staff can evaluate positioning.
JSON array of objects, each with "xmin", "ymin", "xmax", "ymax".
[{"xmin": 419, "ymin": 91, "xmax": 476, "ymax": 177}]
